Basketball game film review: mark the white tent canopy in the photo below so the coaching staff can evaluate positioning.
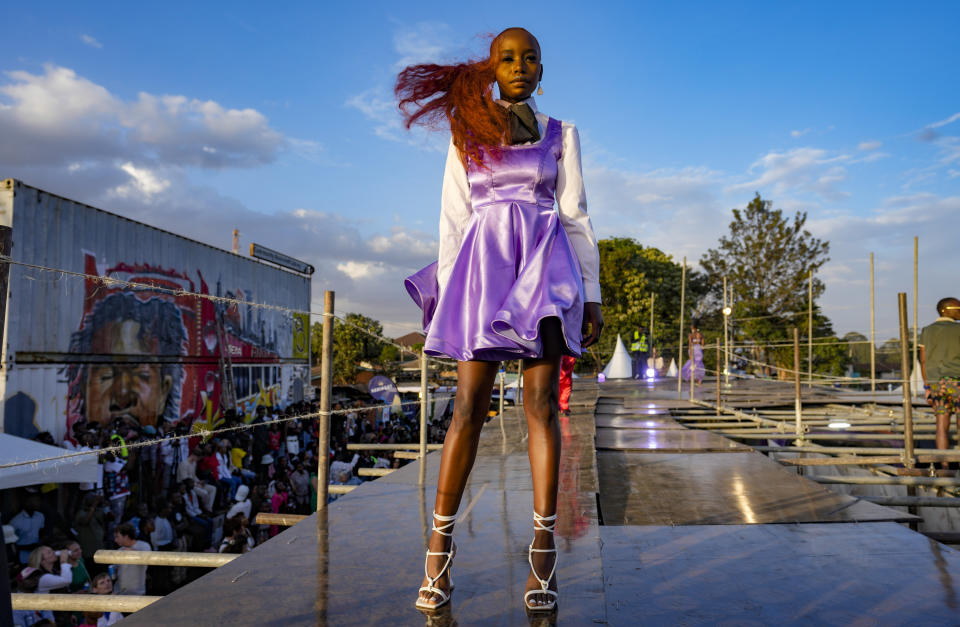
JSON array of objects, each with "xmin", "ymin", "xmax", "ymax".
[
  {"xmin": 602, "ymin": 334, "xmax": 633, "ymax": 379},
  {"xmin": 666, "ymin": 358, "xmax": 678, "ymax": 378},
  {"xmin": 0, "ymin": 434, "xmax": 99, "ymax": 490}
]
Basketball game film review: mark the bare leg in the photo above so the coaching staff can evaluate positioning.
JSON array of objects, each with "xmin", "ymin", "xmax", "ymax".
[
  {"xmin": 523, "ymin": 318, "xmax": 563, "ymax": 608},
  {"xmin": 937, "ymin": 413, "xmax": 951, "ymax": 470},
  {"xmin": 418, "ymin": 360, "xmax": 499, "ymax": 607}
]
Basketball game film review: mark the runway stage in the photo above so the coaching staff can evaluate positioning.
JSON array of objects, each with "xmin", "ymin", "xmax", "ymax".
[{"xmin": 123, "ymin": 379, "xmax": 960, "ymax": 625}]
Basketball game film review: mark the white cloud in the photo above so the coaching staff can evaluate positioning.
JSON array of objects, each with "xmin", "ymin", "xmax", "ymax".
[
  {"xmin": 928, "ymin": 112, "xmax": 960, "ymax": 130},
  {"xmin": 727, "ymin": 147, "xmax": 851, "ymax": 200},
  {"xmin": 0, "ymin": 64, "xmax": 426, "ymax": 337},
  {"xmin": 392, "ymin": 22, "xmax": 458, "ymax": 70},
  {"xmin": 80, "ymin": 34, "xmax": 102, "ymax": 49},
  {"xmin": 0, "ymin": 64, "xmax": 284, "ymax": 168},
  {"xmin": 858, "ymin": 140, "xmax": 882, "ymax": 151},
  {"xmin": 114, "ymin": 162, "xmax": 171, "ymax": 197},
  {"xmin": 336, "ymin": 261, "xmax": 387, "ymax": 280},
  {"xmin": 791, "ymin": 128, "xmax": 810, "ymax": 138},
  {"xmin": 347, "ymin": 22, "xmax": 458, "ymax": 152}
]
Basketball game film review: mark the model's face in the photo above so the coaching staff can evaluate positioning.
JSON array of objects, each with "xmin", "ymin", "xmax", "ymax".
[
  {"xmin": 494, "ymin": 29, "xmax": 542, "ymax": 103},
  {"xmin": 85, "ymin": 320, "xmax": 172, "ymax": 429}
]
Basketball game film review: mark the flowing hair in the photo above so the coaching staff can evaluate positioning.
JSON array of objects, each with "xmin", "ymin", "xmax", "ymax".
[{"xmin": 395, "ymin": 45, "xmax": 508, "ymax": 167}]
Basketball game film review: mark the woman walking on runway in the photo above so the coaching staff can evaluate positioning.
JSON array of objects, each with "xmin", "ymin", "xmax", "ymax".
[{"xmin": 398, "ymin": 27, "xmax": 603, "ymax": 613}]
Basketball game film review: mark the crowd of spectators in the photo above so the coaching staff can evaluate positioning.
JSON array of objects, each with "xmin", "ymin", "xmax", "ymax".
[{"xmin": 3, "ymin": 393, "xmax": 451, "ymax": 626}]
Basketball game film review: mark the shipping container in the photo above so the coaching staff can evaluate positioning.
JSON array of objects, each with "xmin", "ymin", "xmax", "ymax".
[{"xmin": 0, "ymin": 179, "xmax": 311, "ymax": 443}]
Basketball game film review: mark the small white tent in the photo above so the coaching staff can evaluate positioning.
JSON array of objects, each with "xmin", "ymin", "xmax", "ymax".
[
  {"xmin": 666, "ymin": 358, "xmax": 678, "ymax": 378},
  {"xmin": 0, "ymin": 434, "xmax": 99, "ymax": 490},
  {"xmin": 602, "ymin": 335, "xmax": 634, "ymax": 379}
]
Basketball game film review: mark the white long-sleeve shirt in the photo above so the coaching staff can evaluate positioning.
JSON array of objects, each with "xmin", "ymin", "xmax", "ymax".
[
  {"xmin": 37, "ymin": 564, "xmax": 72, "ymax": 593},
  {"xmin": 438, "ymin": 96, "xmax": 601, "ymax": 303}
]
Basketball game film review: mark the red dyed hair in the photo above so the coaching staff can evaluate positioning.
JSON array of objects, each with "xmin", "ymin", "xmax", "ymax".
[{"xmin": 395, "ymin": 48, "xmax": 507, "ymax": 167}]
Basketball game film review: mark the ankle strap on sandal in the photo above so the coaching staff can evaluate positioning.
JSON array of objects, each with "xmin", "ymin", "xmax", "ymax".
[
  {"xmin": 432, "ymin": 511, "xmax": 457, "ymax": 537},
  {"xmin": 533, "ymin": 512, "xmax": 557, "ymax": 533}
]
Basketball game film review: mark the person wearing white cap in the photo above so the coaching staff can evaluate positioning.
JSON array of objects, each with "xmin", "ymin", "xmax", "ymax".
[{"xmin": 227, "ymin": 485, "xmax": 252, "ymax": 520}]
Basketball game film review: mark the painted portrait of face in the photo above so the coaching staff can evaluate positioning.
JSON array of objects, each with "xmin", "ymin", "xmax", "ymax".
[{"xmin": 69, "ymin": 292, "xmax": 187, "ymax": 431}]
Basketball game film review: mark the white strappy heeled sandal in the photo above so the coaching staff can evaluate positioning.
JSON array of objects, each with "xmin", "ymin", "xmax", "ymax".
[
  {"xmin": 416, "ymin": 511, "xmax": 457, "ymax": 611},
  {"xmin": 524, "ymin": 512, "xmax": 558, "ymax": 612}
]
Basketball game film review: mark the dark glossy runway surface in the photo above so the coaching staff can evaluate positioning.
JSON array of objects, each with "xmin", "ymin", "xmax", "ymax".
[{"xmin": 124, "ymin": 378, "xmax": 960, "ymax": 626}]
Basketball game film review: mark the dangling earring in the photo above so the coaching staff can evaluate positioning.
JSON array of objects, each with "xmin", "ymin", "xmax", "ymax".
[{"xmin": 536, "ymin": 82, "xmax": 544, "ymax": 96}]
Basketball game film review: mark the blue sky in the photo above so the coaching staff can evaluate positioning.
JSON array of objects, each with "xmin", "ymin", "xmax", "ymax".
[{"xmin": 1, "ymin": 1, "xmax": 957, "ymax": 343}]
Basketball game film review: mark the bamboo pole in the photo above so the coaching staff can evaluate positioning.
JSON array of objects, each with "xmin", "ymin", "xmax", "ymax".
[
  {"xmin": 870, "ymin": 253, "xmax": 876, "ymax": 398},
  {"xmin": 94, "ymin": 550, "xmax": 235, "ymax": 568},
  {"xmin": 715, "ymin": 341, "xmax": 721, "ymax": 416},
  {"xmin": 808, "ymin": 270, "xmax": 813, "ymax": 388},
  {"xmin": 776, "ymin": 456, "xmax": 902, "ymax": 466},
  {"xmin": 517, "ymin": 360, "xmax": 523, "ymax": 405},
  {"xmin": 913, "ymin": 236, "xmax": 920, "ymax": 397},
  {"xmin": 419, "ymin": 349, "xmax": 428, "ymax": 485},
  {"xmin": 723, "ymin": 276, "xmax": 729, "ymax": 386},
  {"xmin": 316, "ymin": 290, "xmax": 334, "ymax": 511},
  {"xmin": 255, "ymin": 513, "xmax": 307, "ymax": 526},
  {"xmin": 794, "ymin": 328, "xmax": 802, "ymax": 442},
  {"xmin": 346, "ymin": 443, "xmax": 443, "ymax": 451},
  {"xmin": 329, "ymin": 485, "xmax": 356, "ymax": 494},
  {"xmin": 0, "ymin": 226, "xmax": 12, "ymax": 627},
  {"xmin": 359, "ymin": 467, "xmax": 395, "ymax": 477},
  {"xmin": 678, "ymin": 256, "xmax": 686, "ymax": 397},
  {"xmin": 814, "ymin": 475, "xmax": 960, "ymax": 487},
  {"xmin": 499, "ymin": 368, "xmax": 505, "ymax": 417},
  {"xmin": 649, "ymin": 293, "xmax": 655, "ymax": 373},
  {"xmin": 11, "ymin": 594, "xmax": 160, "ymax": 613},
  {"xmin": 899, "ymin": 292, "xmax": 916, "ymax": 468},
  {"xmin": 862, "ymin": 495, "xmax": 960, "ymax": 507}
]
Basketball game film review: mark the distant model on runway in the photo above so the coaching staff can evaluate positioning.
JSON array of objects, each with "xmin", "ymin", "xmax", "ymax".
[
  {"xmin": 399, "ymin": 27, "xmax": 603, "ymax": 613},
  {"xmin": 681, "ymin": 322, "xmax": 705, "ymax": 385}
]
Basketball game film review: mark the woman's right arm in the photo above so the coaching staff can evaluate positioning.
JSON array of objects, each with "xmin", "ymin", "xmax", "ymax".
[
  {"xmin": 38, "ymin": 564, "xmax": 72, "ymax": 592},
  {"xmin": 437, "ymin": 141, "xmax": 472, "ymax": 294}
]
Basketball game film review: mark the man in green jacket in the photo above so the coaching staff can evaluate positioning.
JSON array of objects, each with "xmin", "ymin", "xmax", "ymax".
[{"xmin": 919, "ymin": 297, "xmax": 960, "ymax": 473}]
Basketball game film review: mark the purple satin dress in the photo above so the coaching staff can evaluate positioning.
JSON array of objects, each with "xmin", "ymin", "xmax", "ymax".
[{"xmin": 405, "ymin": 117, "xmax": 585, "ymax": 361}]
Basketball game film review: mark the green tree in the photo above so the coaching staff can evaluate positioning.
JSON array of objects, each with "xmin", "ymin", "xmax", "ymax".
[
  {"xmin": 584, "ymin": 238, "xmax": 706, "ymax": 373},
  {"xmin": 701, "ymin": 193, "xmax": 829, "ymax": 313},
  {"xmin": 332, "ymin": 313, "xmax": 384, "ymax": 384},
  {"xmin": 310, "ymin": 322, "xmax": 323, "ymax": 366},
  {"xmin": 701, "ymin": 194, "xmax": 836, "ymax": 375}
]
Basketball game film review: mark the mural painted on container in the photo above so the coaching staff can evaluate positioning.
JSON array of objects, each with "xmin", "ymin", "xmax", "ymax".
[{"xmin": 58, "ymin": 252, "xmax": 307, "ymax": 441}]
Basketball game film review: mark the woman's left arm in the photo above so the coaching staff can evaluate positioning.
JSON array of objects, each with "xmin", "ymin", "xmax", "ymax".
[{"xmin": 556, "ymin": 122, "xmax": 603, "ymax": 346}]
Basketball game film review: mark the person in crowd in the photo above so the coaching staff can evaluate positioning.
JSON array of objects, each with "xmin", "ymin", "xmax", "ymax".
[
  {"xmin": 180, "ymin": 479, "xmax": 213, "ymax": 549},
  {"xmin": 176, "ymin": 447, "xmax": 217, "ymax": 512},
  {"xmin": 330, "ymin": 451, "xmax": 360, "ymax": 483},
  {"xmin": 226, "ymin": 485, "xmax": 252, "ymax": 521},
  {"xmin": 919, "ymin": 296, "xmax": 960, "ymax": 474},
  {"xmin": 269, "ymin": 482, "xmax": 291, "ymax": 537},
  {"xmin": 54, "ymin": 539, "xmax": 91, "ymax": 592},
  {"xmin": 215, "ymin": 439, "xmax": 244, "ymax": 504},
  {"xmin": 27, "ymin": 545, "xmax": 72, "ymax": 593},
  {"xmin": 87, "ymin": 572, "xmax": 123, "ymax": 626},
  {"xmin": 558, "ymin": 356, "xmax": 576, "ymax": 416},
  {"xmin": 289, "ymin": 461, "xmax": 310, "ymax": 513},
  {"xmin": 114, "ymin": 522, "xmax": 151, "ymax": 595},
  {"xmin": 73, "ymin": 491, "xmax": 106, "ymax": 574},
  {"xmin": 12, "ymin": 567, "xmax": 54, "ymax": 627},
  {"xmin": 102, "ymin": 451, "xmax": 130, "ymax": 527},
  {"xmin": 218, "ymin": 515, "xmax": 251, "ymax": 554},
  {"xmin": 10, "ymin": 496, "xmax": 46, "ymax": 565}
]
